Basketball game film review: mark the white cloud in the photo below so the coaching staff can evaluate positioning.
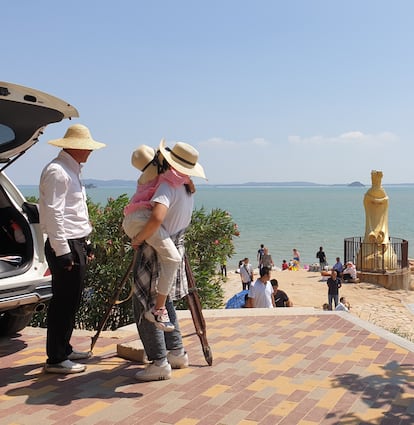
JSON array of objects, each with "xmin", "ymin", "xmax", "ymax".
[{"xmin": 288, "ymin": 131, "xmax": 399, "ymax": 146}]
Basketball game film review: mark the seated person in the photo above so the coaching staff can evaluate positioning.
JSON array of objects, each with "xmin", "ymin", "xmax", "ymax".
[
  {"xmin": 332, "ymin": 257, "xmax": 343, "ymax": 277},
  {"xmin": 270, "ymin": 279, "xmax": 293, "ymax": 307},
  {"xmin": 281, "ymin": 259, "xmax": 289, "ymax": 271},
  {"xmin": 335, "ymin": 296, "xmax": 350, "ymax": 311},
  {"xmin": 342, "ymin": 262, "xmax": 357, "ymax": 281}
]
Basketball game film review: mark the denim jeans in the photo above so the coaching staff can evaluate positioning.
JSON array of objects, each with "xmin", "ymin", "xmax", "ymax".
[
  {"xmin": 132, "ymin": 293, "xmax": 184, "ymax": 362},
  {"xmin": 328, "ymin": 294, "xmax": 339, "ymax": 310}
]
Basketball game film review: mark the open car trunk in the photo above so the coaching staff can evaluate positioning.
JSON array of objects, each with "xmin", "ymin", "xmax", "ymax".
[{"xmin": 0, "ymin": 186, "xmax": 34, "ymax": 278}]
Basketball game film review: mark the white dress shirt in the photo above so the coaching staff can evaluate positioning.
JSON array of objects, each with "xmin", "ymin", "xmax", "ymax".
[{"xmin": 39, "ymin": 150, "xmax": 91, "ymax": 257}]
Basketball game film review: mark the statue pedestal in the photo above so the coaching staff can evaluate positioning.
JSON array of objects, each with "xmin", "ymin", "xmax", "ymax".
[{"xmin": 358, "ymin": 268, "xmax": 412, "ymax": 290}]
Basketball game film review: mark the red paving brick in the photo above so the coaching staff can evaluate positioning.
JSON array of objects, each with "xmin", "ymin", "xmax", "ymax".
[{"xmin": 1, "ymin": 310, "xmax": 414, "ymax": 424}]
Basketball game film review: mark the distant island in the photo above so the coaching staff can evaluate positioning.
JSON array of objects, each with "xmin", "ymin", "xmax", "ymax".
[{"xmin": 81, "ymin": 179, "xmax": 366, "ymax": 188}]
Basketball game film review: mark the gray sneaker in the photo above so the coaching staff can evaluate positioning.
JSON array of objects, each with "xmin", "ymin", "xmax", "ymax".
[
  {"xmin": 44, "ymin": 359, "xmax": 86, "ymax": 374},
  {"xmin": 68, "ymin": 350, "xmax": 92, "ymax": 360},
  {"xmin": 167, "ymin": 352, "xmax": 189, "ymax": 369},
  {"xmin": 135, "ymin": 363, "xmax": 172, "ymax": 381}
]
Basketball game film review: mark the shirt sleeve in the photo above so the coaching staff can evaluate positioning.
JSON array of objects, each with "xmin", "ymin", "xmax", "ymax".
[{"xmin": 40, "ymin": 164, "xmax": 71, "ymax": 256}]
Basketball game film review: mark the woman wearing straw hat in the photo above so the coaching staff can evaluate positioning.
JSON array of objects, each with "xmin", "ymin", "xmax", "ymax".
[
  {"xmin": 122, "ymin": 143, "xmax": 195, "ymax": 331},
  {"xmin": 39, "ymin": 124, "xmax": 105, "ymax": 374},
  {"xmin": 131, "ymin": 138, "xmax": 206, "ymax": 381}
]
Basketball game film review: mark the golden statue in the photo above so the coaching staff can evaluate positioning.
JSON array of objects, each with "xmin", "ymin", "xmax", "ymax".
[{"xmin": 358, "ymin": 170, "xmax": 397, "ymax": 270}]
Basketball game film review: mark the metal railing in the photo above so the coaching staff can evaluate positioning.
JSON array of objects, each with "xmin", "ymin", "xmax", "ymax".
[{"xmin": 344, "ymin": 237, "xmax": 409, "ymax": 273}]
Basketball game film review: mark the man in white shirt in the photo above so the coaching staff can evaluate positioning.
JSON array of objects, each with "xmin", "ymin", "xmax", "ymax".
[
  {"xmin": 240, "ymin": 257, "xmax": 254, "ymax": 291},
  {"xmin": 246, "ymin": 266, "xmax": 275, "ymax": 308},
  {"xmin": 39, "ymin": 124, "xmax": 105, "ymax": 374}
]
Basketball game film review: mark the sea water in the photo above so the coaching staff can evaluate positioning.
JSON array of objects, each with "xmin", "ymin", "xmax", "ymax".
[{"xmin": 19, "ymin": 184, "xmax": 414, "ymax": 269}]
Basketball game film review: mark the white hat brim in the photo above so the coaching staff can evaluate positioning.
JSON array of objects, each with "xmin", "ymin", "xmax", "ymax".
[{"xmin": 159, "ymin": 138, "xmax": 206, "ymax": 179}]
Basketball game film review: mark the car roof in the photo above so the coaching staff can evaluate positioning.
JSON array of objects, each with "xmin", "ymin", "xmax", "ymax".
[{"xmin": 0, "ymin": 81, "xmax": 79, "ymax": 169}]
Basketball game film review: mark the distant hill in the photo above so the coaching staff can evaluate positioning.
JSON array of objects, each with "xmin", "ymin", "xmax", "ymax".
[
  {"xmin": 82, "ymin": 179, "xmax": 366, "ymax": 188},
  {"xmin": 348, "ymin": 181, "xmax": 365, "ymax": 187}
]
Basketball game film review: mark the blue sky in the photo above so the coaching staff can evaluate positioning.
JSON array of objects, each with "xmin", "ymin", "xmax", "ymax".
[{"xmin": 3, "ymin": 1, "xmax": 414, "ymax": 185}]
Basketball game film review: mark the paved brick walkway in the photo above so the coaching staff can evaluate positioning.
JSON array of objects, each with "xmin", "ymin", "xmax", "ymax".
[{"xmin": 1, "ymin": 309, "xmax": 414, "ymax": 424}]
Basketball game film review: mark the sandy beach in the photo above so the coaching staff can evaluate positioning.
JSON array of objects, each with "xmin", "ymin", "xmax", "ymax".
[{"xmin": 222, "ymin": 266, "xmax": 414, "ymax": 341}]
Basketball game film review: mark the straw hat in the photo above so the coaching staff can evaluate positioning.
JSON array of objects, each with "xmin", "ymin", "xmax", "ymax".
[
  {"xmin": 131, "ymin": 145, "xmax": 159, "ymax": 184},
  {"xmin": 48, "ymin": 124, "xmax": 106, "ymax": 150},
  {"xmin": 159, "ymin": 138, "xmax": 206, "ymax": 179}
]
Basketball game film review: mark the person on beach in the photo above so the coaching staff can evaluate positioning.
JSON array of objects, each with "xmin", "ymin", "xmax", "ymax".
[
  {"xmin": 327, "ymin": 270, "xmax": 342, "ymax": 310},
  {"xmin": 123, "ymin": 142, "xmax": 195, "ymax": 332},
  {"xmin": 270, "ymin": 279, "xmax": 293, "ymax": 307},
  {"xmin": 281, "ymin": 259, "xmax": 289, "ymax": 270},
  {"xmin": 131, "ymin": 139, "xmax": 206, "ymax": 381},
  {"xmin": 257, "ymin": 244, "xmax": 265, "ymax": 268},
  {"xmin": 240, "ymin": 257, "xmax": 254, "ymax": 290},
  {"xmin": 316, "ymin": 246, "xmax": 327, "ymax": 271},
  {"xmin": 335, "ymin": 296, "xmax": 350, "ymax": 311},
  {"xmin": 292, "ymin": 248, "xmax": 300, "ymax": 266},
  {"xmin": 342, "ymin": 261, "xmax": 357, "ymax": 281},
  {"xmin": 245, "ymin": 266, "xmax": 274, "ymax": 308},
  {"xmin": 39, "ymin": 124, "xmax": 105, "ymax": 374},
  {"xmin": 332, "ymin": 257, "xmax": 344, "ymax": 277},
  {"xmin": 259, "ymin": 247, "xmax": 274, "ymax": 270}
]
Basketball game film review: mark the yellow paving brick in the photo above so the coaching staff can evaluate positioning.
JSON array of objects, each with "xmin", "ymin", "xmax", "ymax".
[
  {"xmin": 248, "ymin": 376, "xmax": 296, "ymax": 395},
  {"xmin": 250, "ymin": 358, "xmax": 273, "ymax": 374},
  {"xmin": 175, "ymin": 419, "xmax": 200, "ymax": 425},
  {"xmin": 394, "ymin": 392, "xmax": 414, "ymax": 407},
  {"xmin": 202, "ymin": 384, "xmax": 231, "ymax": 397},
  {"xmin": 14, "ymin": 355, "xmax": 45, "ymax": 365},
  {"xmin": 213, "ymin": 350, "xmax": 240, "ymax": 359},
  {"xmin": 358, "ymin": 408, "xmax": 386, "ymax": 423},
  {"xmin": 385, "ymin": 342, "xmax": 409, "ymax": 353},
  {"xmin": 367, "ymin": 334, "xmax": 380, "ymax": 340},
  {"xmin": 321, "ymin": 332, "xmax": 346, "ymax": 345},
  {"xmin": 316, "ymin": 387, "xmax": 347, "ymax": 408},
  {"xmin": 294, "ymin": 330, "xmax": 324, "ymax": 338},
  {"xmin": 239, "ymin": 421, "xmax": 258, "ymax": 425},
  {"xmin": 271, "ymin": 353, "xmax": 306, "ymax": 370},
  {"xmin": 303, "ymin": 378, "xmax": 333, "ymax": 389},
  {"xmin": 251, "ymin": 341, "xmax": 279, "ymax": 355},
  {"xmin": 276, "ymin": 319, "xmax": 294, "ymax": 327},
  {"xmin": 270, "ymin": 400, "xmax": 297, "ymax": 416},
  {"xmin": 299, "ymin": 421, "xmax": 320, "ymax": 425},
  {"xmin": 75, "ymin": 400, "xmax": 111, "ymax": 417},
  {"xmin": 365, "ymin": 363, "xmax": 388, "ymax": 375},
  {"xmin": 304, "ymin": 317, "xmax": 320, "ymax": 325},
  {"xmin": 353, "ymin": 347, "xmax": 380, "ymax": 359},
  {"xmin": 330, "ymin": 353, "xmax": 363, "ymax": 363}
]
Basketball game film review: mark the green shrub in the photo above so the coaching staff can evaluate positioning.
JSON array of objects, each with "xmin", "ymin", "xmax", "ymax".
[{"xmin": 31, "ymin": 195, "xmax": 239, "ymax": 330}]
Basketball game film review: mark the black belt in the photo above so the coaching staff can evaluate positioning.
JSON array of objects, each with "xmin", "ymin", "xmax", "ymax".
[{"xmin": 70, "ymin": 237, "xmax": 87, "ymax": 243}]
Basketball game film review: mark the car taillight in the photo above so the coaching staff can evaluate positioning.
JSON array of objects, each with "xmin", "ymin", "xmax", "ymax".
[{"xmin": 43, "ymin": 268, "xmax": 51, "ymax": 277}]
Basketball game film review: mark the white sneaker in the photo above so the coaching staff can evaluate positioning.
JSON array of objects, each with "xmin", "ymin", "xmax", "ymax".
[
  {"xmin": 135, "ymin": 363, "xmax": 172, "ymax": 381},
  {"xmin": 44, "ymin": 359, "xmax": 86, "ymax": 374},
  {"xmin": 167, "ymin": 352, "xmax": 189, "ymax": 369},
  {"xmin": 68, "ymin": 350, "xmax": 92, "ymax": 360},
  {"xmin": 144, "ymin": 306, "xmax": 175, "ymax": 332}
]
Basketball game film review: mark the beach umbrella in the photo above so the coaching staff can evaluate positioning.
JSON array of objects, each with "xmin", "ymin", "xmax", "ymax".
[{"xmin": 225, "ymin": 290, "xmax": 249, "ymax": 309}]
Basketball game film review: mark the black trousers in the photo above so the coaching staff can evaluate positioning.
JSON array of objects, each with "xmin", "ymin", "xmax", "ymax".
[{"xmin": 45, "ymin": 238, "xmax": 87, "ymax": 364}]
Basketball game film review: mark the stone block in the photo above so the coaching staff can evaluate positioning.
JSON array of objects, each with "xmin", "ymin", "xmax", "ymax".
[{"xmin": 117, "ymin": 340, "xmax": 149, "ymax": 363}]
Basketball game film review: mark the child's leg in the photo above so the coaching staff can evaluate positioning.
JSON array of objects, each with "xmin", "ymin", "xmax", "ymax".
[
  {"xmin": 146, "ymin": 227, "xmax": 181, "ymax": 309},
  {"xmin": 122, "ymin": 210, "xmax": 151, "ymax": 239}
]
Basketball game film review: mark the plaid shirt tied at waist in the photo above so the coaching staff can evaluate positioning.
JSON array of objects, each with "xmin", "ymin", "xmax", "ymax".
[{"xmin": 133, "ymin": 229, "xmax": 189, "ymax": 316}]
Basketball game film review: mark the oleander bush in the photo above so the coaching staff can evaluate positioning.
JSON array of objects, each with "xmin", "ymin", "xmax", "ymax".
[{"xmin": 31, "ymin": 194, "xmax": 239, "ymax": 330}]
